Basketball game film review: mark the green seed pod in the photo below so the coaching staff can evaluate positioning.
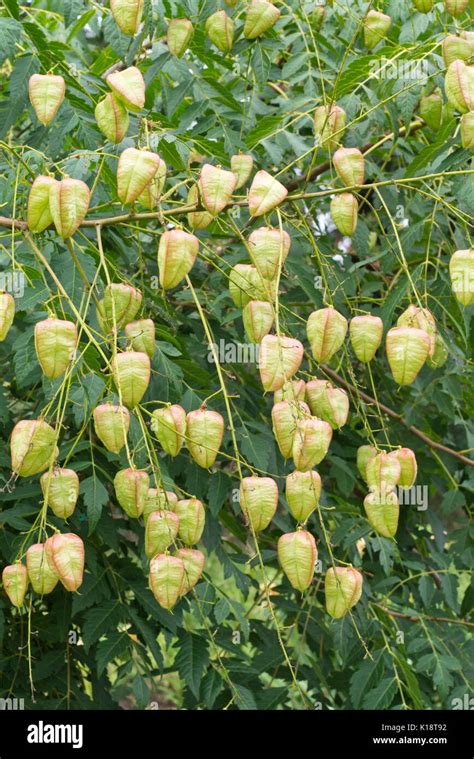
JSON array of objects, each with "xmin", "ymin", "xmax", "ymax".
[
  {"xmin": 314, "ymin": 104, "xmax": 346, "ymax": 149},
  {"xmin": 397, "ymin": 305, "xmax": 436, "ymax": 356},
  {"xmin": 274, "ymin": 379, "xmax": 306, "ymax": 404},
  {"xmin": 174, "ymin": 498, "xmax": 206, "ymax": 545},
  {"xmin": 333, "ymin": 147, "xmax": 365, "ymax": 187},
  {"xmin": 11, "ymin": 419, "xmax": 57, "ymax": 477},
  {"xmin": 330, "ymin": 192, "xmax": 358, "ymax": 236},
  {"xmin": 240, "ymin": 476, "xmax": 278, "ymax": 531},
  {"xmin": 106, "ymin": 66, "xmax": 145, "ymax": 112},
  {"xmin": 244, "ymin": 1, "xmax": 280, "ymax": 39},
  {"xmin": 449, "ymin": 249, "xmax": 474, "ymax": 305},
  {"xmin": 413, "ymin": 0, "xmax": 434, "ymax": 10},
  {"xmin": 292, "ymin": 417, "xmax": 333, "ymax": 470},
  {"xmin": 325, "ymin": 566, "xmax": 363, "ymax": 619},
  {"xmin": 27, "ymin": 175, "xmax": 56, "ymax": 232},
  {"xmin": 248, "ymin": 227, "xmax": 291, "ymax": 280},
  {"xmin": 248, "ymin": 170, "xmax": 288, "ymax": 217},
  {"xmin": 243, "ymin": 300, "xmax": 274, "ymax": 343},
  {"xmin": 149, "ymin": 554, "xmax": 185, "ymax": 610},
  {"xmin": 93, "ymin": 404, "xmax": 130, "ymax": 454},
  {"xmin": 427, "ymin": 333, "xmax": 449, "ymax": 368},
  {"xmin": 278, "ymin": 530, "xmax": 317, "ymax": 592},
  {"xmin": 386, "ymin": 326, "xmax": 431, "ymax": 385},
  {"xmin": 318, "ymin": 386, "xmax": 349, "ymax": 430},
  {"xmin": 389, "ymin": 448, "xmax": 417, "ymax": 489},
  {"xmin": 145, "ymin": 510, "xmax": 179, "ymax": 558},
  {"xmin": 356, "ymin": 445, "xmax": 377, "ymax": 483},
  {"xmin": 158, "ymin": 229, "xmax": 199, "ymax": 289},
  {"xmin": 445, "ymin": 60, "xmax": 474, "ymax": 113},
  {"xmin": 95, "ymin": 93, "xmax": 129, "ymax": 144},
  {"xmin": 349, "ymin": 314, "xmax": 384, "ymax": 363},
  {"xmin": 114, "ymin": 468, "xmax": 149, "ymax": 518},
  {"xmin": 311, "ymin": 5, "xmax": 326, "ymax": 31},
  {"xmin": 305, "ymin": 378, "xmax": 332, "ymax": 417},
  {"xmin": 272, "ymin": 400, "xmax": 310, "ymax": 459},
  {"xmin": 117, "ymin": 148, "xmax": 161, "ymax": 204},
  {"xmin": 2, "ymin": 564, "xmax": 28, "ymax": 607},
  {"xmin": 363, "ymin": 10, "xmax": 391, "ymax": 50},
  {"xmin": 259, "ymin": 334, "xmax": 304, "ymax": 392},
  {"xmin": 28, "ymin": 73, "xmax": 65, "ymax": 126},
  {"xmin": 231, "ymin": 154, "xmax": 254, "ymax": 189},
  {"xmin": 26, "ymin": 544, "xmax": 59, "ymax": 595},
  {"xmin": 34, "ymin": 318, "xmax": 77, "ymax": 379},
  {"xmin": 364, "ymin": 489, "xmax": 399, "ymax": 538},
  {"xmin": 444, "ymin": 0, "xmax": 469, "ymax": 16},
  {"xmin": 205, "ymin": 11, "xmax": 235, "ymax": 52},
  {"xmin": 224, "ymin": 0, "xmax": 238, "ymax": 5},
  {"xmin": 97, "ymin": 282, "xmax": 142, "ymax": 333},
  {"xmin": 143, "ymin": 488, "xmax": 178, "ymax": 525},
  {"xmin": 307, "ymin": 307, "xmax": 348, "ymax": 363},
  {"xmin": 151, "ymin": 404, "xmax": 186, "ymax": 457},
  {"xmin": 112, "ymin": 351, "xmax": 151, "ymax": 408},
  {"xmin": 461, "ymin": 111, "xmax": 474, "ymax": 148},
  {"xmin": 110, "ymin": 0, "xmax": 143, "ymax": 35},
  {"xmin": 137, "ymin": 158, "xmax": 167, "ymax": 208},
  {"xmin": 186, "ymin": 408, "xmax": 224, "ymax": 468},
  {"xmin": 48, "ymin": 533, "xmax": 85, "ymax": 591},
  {"xmin": 125, "ymin": 318, "xmax": 155, "ymax": 358},
  {"xmin": 366, "ymin": 452, "xmax": 401, "ymax": 491},
  {"xmin": 228, "ymin": 264, "xmax": 276, "ymax": 307},
  {"xmin": 286, "ymin": 470, "xmax": 321, "ymax": 522},
  {"xmin": 199, "ymin": 163, "xmax": 236, "ymax": 214},
  {"xmin": 176, "ymin": 548, "xmax": 205, "ymax": 595},
  {"xmin": 442, "ymin": 35, "xmax": 472, "ymax": 67},
  {"xmin": 49, "ymin": 178, "xmax": 90, "ymax": 238},
  {"xmin": 0, "ymin": 292, "xmax": 15, "ymax": 341},
  {"xmin": 187, "ymin": 184, "xmax": 214, "ymax": 229},
  {"xmin": 167, "ymin": 18, "xmax": 194, "ymax": 58},
  {"xmin": 419, "ymin": 93, "xmax": 443, "ymax": 131},
  {"xmin": 40, "ymin": 467, "xmax": 79, "ymax": 520}
]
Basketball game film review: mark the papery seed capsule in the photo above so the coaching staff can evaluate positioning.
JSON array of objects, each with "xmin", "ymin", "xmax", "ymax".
[
  {"xmin": 40, "ymin": 468, "xmax": 79, "ymax": 519},
  {"xmin": 228, "ymin": 264, "xmax": 276, "ymax": 306},
  {"xmin": 117, "ymin": 148, "xmax": 161, "ymax": 204},
  {"xmin": 330, "ymin": 192, "xmax": 358, "ymax": 236},
  {"xmin": 106, "ymin": 66, "xmax": 145, "ymax": 112},
  {"xmin": 366, "ymin": 452, "xmax": 401, "ymax": 491},
  {"xmin": 149, "ymin": 554, "xmax": 185, "ymax": 610},
  {"xmin": 151, "ymin": 404, "xmax": 186, "ymax": 457},
  {"xmin": 349, "ymin": 314, "xmax": 383, "ymax": 363},
  {"xmin": 333, "ymin": 147, "xmax": 365, "ymax": 187},
  {"xmin": 427, "ymin": 333, "xmax": 449, "ymax": 368},
  {"xmin": 445, "ymin": 60, "xmax": 474, "ymax": 113},
  {"xmin": 28, "ymin": 73, "xmax": 65, "ymax": 126},
  {"xmin": 95, "ymin": 93, "xmax": 129, "ymax": 144},
  {"xmin": 145, "ymin": 510, "xmax": 180, "ymax": 558},
  {"xmin": 389, "ymin": 448, "xmax": 417, "ymax": 489},
  {"xmin": 174, "ymin": 498, "xmax": 205, "ymax": 545},
  {"xmin": 356, "ymin": 445, "xmax": 377, "ymax": 483},
  {"xmin": 274, "ymin": 379, "xmax": 306, "ymax": 404},
  {"xmin": 272, "ymin": 400, "xmax": 310, "ymax": 459},
  {"xmin": 244, "ymin": 0, "xmax": 280, "ymax": 39},
  {"xmin": 397, "ymin": 305, "xmax": 436, "ymax": 356},
  {"xmin": 231, "ymin": 154, "xmax": 254, "ymax": 189},
  {"xmin": 110, "ymin": 0, "xmax": 144, "ymax": 35},
  {"xmin": 442, "ymin": 35, "xmax": 472, "ymax": 67},
  {"xmin": 224, "ymin": 0, "xmax": 238, "ymax": 5},
  {"xmin": 167, "ymin": 18, "xmax": 194, "ymax": 58},
  {"xmin": 187, "ymin": 184, "xmax": 214, "ymax": 229},
  {"xmin": 292, "ymin": 417, "xmax": 333, "ymax": 470},
  {"xmin": 364, "ymin": 489, "xmax": 399, "ymax": 538},
  {"xmin": 143, "ymin": 488, "xmax": 179, "ymax": 524},
  {"xmin": 205, "ymin": 11, "xmax": 235, "ymax": 52},
  {"xmin": 0, "ymin": 292, "xmax": 15, "ymax": 341},
  {"xmin": 286, "ymin": 470, "xmax": 321, "ymax": 522},
  {"xmin": 259, "ymin": 334, "xmax": 304, "ymax": 392},
  {"xmin": 114, "ymin": 468, "xmax": 149, "ymax": 518},
  {"xmin": 449, "ymin": 249, "xmax": 474, "ymax": 305},
  {"xmin": 49, "ymin": 178, "xmax": 90, "ymax": 238},
  {"xmin": 97, "ymin": 282, "xmax": 142, "ymax": 332},
  {"xmin": 386, "ymin": 326, "xmax": 431, "ymax": 385},
  {"xmin": 307, "ymin": 307, "xmax": 348, "ymax": 363},
  {"xmin": 125, "ymin": 318, "xmax": 155, "ymax": 358},
  {"xmin": 461, "ymin": 31, "xmax": 474, "ymax": 53},
  {"xmin": 278, "ymin": 530, "xmax": 317, "ymax": 591},
  {"xmin": 112, "ymin": 351, "xmax": 151, "ymax": 408},
  {"xmin": 311, "ymin": 5, "xmax": 326, "ymax": 30},
  {"xmin": 34, "ymin": 318, "xmax": 77, "ymax": 379},
  {"xmin": 444, "ymin": 0, "xmax": 469, "ymax": 16},
  {"xmin": 157, "ymin": 229, "xmax": 199, "ymax": 289},
  {"xmin": 137, "ymin": 158, "xmax": 167, "ymax": 208},
  {"xmin": 48, "ymin": 533, "xmax": 85, "ymax": 591},
  {"xmin": 243, "ymin": 300, "xmax": 274, "ymax": 343},
  {"xmin": 93, "ymin": 404, "xmax": 130, "ymax": 454},
  {"xmin": 27, "ymin": 175, "xmax": 56, "ymax": 232},
  {"xmin": 319, "ymin": 386, "xmax": 349, "ymax": 429},
  {"xmin": 26, "ymin": 544, "xmax": 59, "ymax": 595},
  {"xmin": 314, "ymin": 104, "xmax": 346, "ymax": 149},
  {"xmin": 248, "ymin": 227, "xmax": 291, "ymax": 280},
  {"xmin": 240, "ymin": 476, "xmax": 278, "ymax": 531},
  {"xmin": 11, "ymin": 419, "xmax": 57, "ymax": 477},
  {"xmin": 461, "ymin": 112, "xmax": 474, "ymax": 148},
  {"xmin": 176, "ymin": 548, "xmax": 205, "ymax": 595},
  {"xmin": 199, "ymin": 164, "xmax": 236, "ymax": 214},
  {"xmin": 413, "ymin": 0, "xmax": 434, "ymax": 10},
  {"xmin": 363, "ymin": 10, "xmax": 391, "ymax": 50},
  {"xmin": 2, "ymin": 564, "xmax": 28, "ymax": 607},
  {"xmin": 186, "ymin": 408, "xmax": 224, "ymax": 468},
  {"xmin": 325, "ymin": 566, "xmax": 363, "ymax": 618},
  {"xmin": 248, "ymin": 170, "xmax": 288, "ymax": 217},
  {"xmin": 305, "ymin": 378, "xmax": 332, "ymax": 417},
  {"xmin": 419, "ymin": 93, "xmax": 443, "ymax": 130}
]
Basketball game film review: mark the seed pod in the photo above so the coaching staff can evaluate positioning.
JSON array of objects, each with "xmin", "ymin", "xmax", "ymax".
[
  {"xmin": 461, "ymin": 111, "xmax": 474, "ymax": 148},
  {"xmin": 157, "ymin": 229, "xmax": 199, "ymax": 289},
  {"xmin": 224, "ymin": 0, "xmax": 238, "ymax": 5},
  {"xmin": 205, "ymin": 11, "xmax": 235, "ymax": 52},
  {"xmin": 366, "ymin": 452, "xmax": 401, "ymax": 491},
  {"xmin": 0, "ymin": 292, "xmax": 15, "ymax": 341},
  {"xmin": 27, "ymin": 175, "xmax": 56, "ymax": 232},
  {"xmin": 413, "ymin": 0, "xmax": 434, "ymax": 9},
  {"xmin": 199, "ymin": 164, "xmax": 236, "ymax": 215},
  {"xmin": 149, "ymin": 554, "xmax": 185, "ymax": 610},
  {"xmin": 97, "ymin": 282, "xmax": 142, "ymax": 332},
  {"xmin": 272, "ymin": 400, "xmax": 310, "ymax": 459},
  {"xmin": 186, "ymin": 408, "xmax": 224, "ymax": 468},
  {"xmin": 244, "ymin": 1, "xmax": 280, "ymax": 39},
  {"xmin": 449, "ymin": 249, "xmax": 474, "ymax": 305},
  {"xmin": 93, "ymin": 404, "xmax": 130, "ymax": 454},
  {"xmin": 349, "ymin": 314, "xmax": 383, "ymax": 363},
  {"xmin": 274, "ymin": 379, "xmax": 306, "ymax": 404},
  {"xmin": 176, "ymin": 548, "xmax": 205, "ymax": 595},
  {"xmin": 11, "ymin": 419, "xmax": 57, "ymax": 477},
  {"xmin": 314, "ymin": 104, "xmax": 346, "ymax": 149},
  {"xmin": 187, "ymin": 184, "xmax": 214, "ymax": 229},
  {"xmin": 307, "ymin": 307, "xmax": 348, "ymax": 363},
  {"xmin": 167, "ymin": 18, "xmax": 194, "ymax": 58},
  {"xmin": 311, "ymin": 5, "xmax": 326, "ymax": 30},
  {"xmin": 444, "ymin": 0, "xmax": 469, "ymax": 16},
  {"xmin": 151, "ymin": 405, "xmax": 186, "ymax": 457},
  {"xmin": 318, "ymin": 386, "xmax": 349, "ymax": 430},
  {"xmin": 49, "ymin": 178, "xmax": 90, "ymax": 238},
  {"xmin": 145, "ymin": 510, "xmax": 179, "ymax": 558},
  {"xmin": 112, "ymin": 351, "xmax": 151, "ymax": 408},
  {"xmin": 364, "ymin": 489, "xmax": 399, "ymax": 538},
  {"xmin": 363, "ymin": 10, "xmax": 391, "ymax": 50},
  {"xmin": 442, "ymin": 35, "xmax": 472, "ymax": 67},
  {"xmin": 248, "ymin": 227, "xmax": 291, "ymax": 280},
  {"xmin": 357, "ymin": 444, "xmax": 377, "ymax": 483},
  {"xmin": 28, "ymin": 73, "xmax": 65, "ymax": 126},
  {"xmin": 292, "ymin": 417, "xmax": 333, "ymax": 470},
  {"xmin": 243, "ymin": 300, "xmax": 274, "ymax": 343},
  {"xmin": 174, "ymin": 498, "xmax": 205, "ymax": 545},
  {"xmin": 325, "ymin": 566, "xmax": 363, "ymax": 619},
  {"xmin": 137, "ymin": 158, "xmax": 167, "ymax": 208},
  {"xmin": 143, "ymin": 488, "xmax": 179, "ymax": 524},
  {"xmin": 228, "ymin": 264, "xmax": 276, "ymax": 307},
  {"xmin": 34, "ymin": 318, "xmax": 77, "ymax": 379},
  {"xmin": 114, "ymin": 468, "xmax": 149, "ymax": 518},
  {"xmin": 330, "ymin": 192, "xmax": 358, "ymax": 236},
  {"xmin": 26, "ymin": 544, "xmax": 59, "ymax": 595},
  {"xmin": 117, "ymin": 148, "xmax": 161, "ymax": 204},
  {"xmin": 125, "ymin": 318, "xmax": 155, "ymax": 358},
  {"xmin": 40, "ymin": 467, "xmax": 80, "ymax": 519},
  {"xmin": 95, "ymin": 93, "xmax": 129, "ymax": 144},
  {"xmin": 419, "ymin": 93, "xmax": 443, "ymax": 130},
  {"xmin": 231, "ymin": 154, "xmax": 254, "ymax": 189},
  {"xmin": 259, "ymin": 334, "xmax": 304, "ymax": 392},
  {"xmin": 389, "ymin": 448, "xmax": 417, "ymax": 489},
  {"xmin": 248, "ymin": 170, "xmax": 288, "ymax": 217},
  {"xmin": 386, "ymin": 326, "xmax": 431, "ymax": 385},
  {"xmin": 106, "ymin": 66, "xmax": 145, "ymax": 112},
  {"xmin": 397, "ymin": 305, "xmax": 436, "ymax": 356},
  {"xmin": 305, "ymin": 378, "xmax": 332, "ymax": 417},
  {"xmin": 333, "ymin": 147, "xmax": 365, "ymax": 187},
  {"xmin": 427, "ymin": 333, "xmax": 449, "ymax": 369},
  {"xmin": 278, "ymin": 530, "xmax": 317, "ymax": 591},
  {"xmin": 110, "ymin": 0, "xmax": 143, "ymax": 35},
  {"xmin": 48, "ymin": 533, "xmax": 85, "ymax": 591},
  {"xmin": 240, "ymin": 476, "xmax": 278, "ymax": 531},
  {"xmin": 286, "ymin": 470, "xmax": 321, "ymax": 522},
  {"xmin": 2, "ymin": 564, "xmax": 28, "ymax": 607},
  {"xmin": 445, "ymin": 60, "xmax": 474, "ymax": 113}
]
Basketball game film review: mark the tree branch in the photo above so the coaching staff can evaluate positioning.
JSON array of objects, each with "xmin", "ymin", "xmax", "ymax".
[{"xmin": 373, "ymin": 603, "xmax": 474, "ymax": 628}]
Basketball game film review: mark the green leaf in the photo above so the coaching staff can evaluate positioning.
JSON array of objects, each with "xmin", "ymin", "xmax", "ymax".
[
  {"xmin": 81, "ymin": 474, "xmax": 109, "ymax": 534},
  {"xmin": 175, "ymin": 633, "xmax": 209, "ymax": 698},
  {"xmin": 96, "ymin": 632, "xmax": 129, "ymax": 676}
]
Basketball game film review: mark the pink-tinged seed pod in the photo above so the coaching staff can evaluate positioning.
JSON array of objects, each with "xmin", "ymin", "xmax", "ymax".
[
  {"xmin": 274, "ymin": 379, "xmax": 306, "ymax": 404},
  {"xmin": 386, "ymin": 327, "xmax": 431, "ymax": 385},
  {"xmin": 272, "ymin": 400, "xmax": 310, "ymax": 459},
  {"xmin": 137, "ymin": 158, "xmax": 167, "ymax": 209},
  {"xmin": 125, "ymin": 318, "xmax": 155, "ymax": 358},
  {"xmin": 97, "ymin": 282, "xmax": 142, "ymax": 333},
  {"xmin": 449, "ymin": 249, "xmax": 474, "ymax": 306},
  {"xmin": 186, "ymin": 408, "xmax": 224, "ymax": 468},
  {"xmin": 174, "ymin": 498, "xmax": 206, "ymax": 545},
  {"xmin": 228, "ymin": 264, "xmax": 276, "ymax": 307},
  {"xmin": 363, "ymin": 10, "xmax": 392, "ymax": 50},
  {"xmin": 278, "ymin": 530, "xmax": 317, "ymax": 591},
  {"xmin": 397, "ymin": 305, "xmax": 436, "ymax": 356},
  {"xmin": 292, "ymin": 417, "xmax": 333, "ymax": 471},
  {"xmin": 461, "ymin": 112, "xmax": 474, "ymax": 148},
  {"xmin": 366, "ymin": 452, "xmax": 401, "ymax": 491},
  {"xmin": 112, "ymin": 351, "xmax": 151, "ymax": 408},
  {"xmin": 319, "ymin": 386, "xmax": 349, "ymax": 430},
  {"xmin": 110, "ymin": 0, "xmax": 143, "ymax": 35},
  {"xmin": 444, "ymin": 60, "xmax": 474, "ymax": 113},
  {"xmin": 26, "ymin": 544, "xmax": 59, "ymax": 595},
  {"xmin": 244, "ymin": 1, "xmax": 280, "ymax": 39},
  {"xmin": 167, "ymin": 18, "xmax": 194, "ymax": 58},
  {"xmin": 307, "ymin": 307, "xmax": 348, "ymax": 363},
  {"xmin": 149, "ymin": 554, "xmax": 185, "ymax": 610},
  {"xmin": 106, "ymin": 66, "xmax": 145, "ymax": 112},
  {"xmin": 205, "ymin": 11, "xmax": 235, "ymax": 52},
  {"xmin": 2, "ymin": 564, "xmax": 28, "ymax": 607},
  {"xmin": 333, "ymin": 147, "xmax": 365, "ymax": 187},
  {"xmin": 11, "ymin": 419, "xmax": 57, "ymax": 477},
  {"xmin": 389, "ymin": 448, "xmax": 417, "ymax": 489},
  {"xmin": 444, "ymin": 0, "xmax": 469, "ymax": 16},
  {"xmin": 28, "ymin": 73, "xmax": 65, "ymax": 126},
  {"xmin": 48, "ymin": 533, "xmax": 85, "ymax": 591},
  {"xmin": 143, "ymin": 488, "xmax": 179, "ymax": 524},
  {"xmin": 176, "ymin": 548, "xmax": 205, "ymax": 595},
  {"xmin": 27, "ymin": 175, "xmax": 56, "ymax": 232},
  {"xmin": 259, "ymin": 334, "xmax": 304, "ymax": 392},
  {"xmin": 248, "ymin": 227, "xmax": 291, "ymax": 280},
  {"xmin": 427, "ymin": 333, "xmax": 449, "ymax": 369},
  {"xmin": 0, "ymin": 292, "xmax": 15, "ymax": 341},
  {"xmin": 442, "ymin": 35, "xmax": 472, "ymax": 67},
  {"xmin": 40, "ymin": 468, "xmax": 79, "ymax": 520},
  {"xmin": 151, "ymin": 404, "xmax": 186, "ymax": 457},
  {"xmin": 49, "ymin": 178, "xmax": 90, "ymax": 239},
  {"xmin": 364, "ymin": 489, "xmax": 399, "ymax": 538},
  {"xmin": 305, "ymin": 378, "xmax": 332, "ymax": 417},
  {"xmin": 157, "ymin": 229, "xmax": 199, "ymax": 290},
  {"xmin": 95, "ymin": 93, "xmax": 129, "ymax": 144},
  {"xmin": 114, "ymin": 468, "xmax": 150, "ymax": 518},
  {"xmin": 243, "ymin": 300, "xmax": 274, "ymax": 343},
  {"xmin": 199, "ymin": 164, "xmax": 236, "ymax": 214},
  {"xmin": 231, "ymin": 154, "xmax": 254, "ymax": 189},
  {"xmin": 187, "ymin": 184, "xmax": 214, "ymax": 229},
  {"xmin": 248, "ymin": 170, "xmax": 288, "ymax": 217},
  {"xmin": 240, "ymin": 476, "xmax": 278, "ymax": 531},
  {"xmin": 93, "ymin": 404, "xmax": 130, "ymax": 454},
  {"xmin": 349, "ymin": 314, "xmax": 383, "ymax": 363},
  {"xmin": 413, "ymin": 0, "xmax": 434, "ymax": 10},
  {"xmin": 325, "ymin": 566, "xmax": 363, "ymax": 619},
  {"xmin": 330, "ymin": 193, "xmax": 358, "ymax": 236},
  {"xmin": 314, "ymin": 104, "xmax": 346, "ymax": 149},
  {"xmin": 356, "ymin": 445, "xmax": 377, "ymax": 483},
  {"xmin": 117, "ymin": 148, "xmax": 161, "ymax": 204},
  {"xmin": 145, "ymin": 510, "xmax": 180, "ymax": 558},
  {"xmin": 419, "ymin": 93, "xmax": 443, "ymax": 131},
  {"xmin": 286, "ymin": 470, "xmax": 321, "ymax": 522},
  {"xmin": 34, "ymin": 318, "xmax": 77, "ymax": 379}
]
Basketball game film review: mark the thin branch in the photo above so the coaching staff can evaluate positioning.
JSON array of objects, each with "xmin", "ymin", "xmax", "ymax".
[{"xmin": 373, "ymin": 603, "xmax": 474, "ymax": 628}]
